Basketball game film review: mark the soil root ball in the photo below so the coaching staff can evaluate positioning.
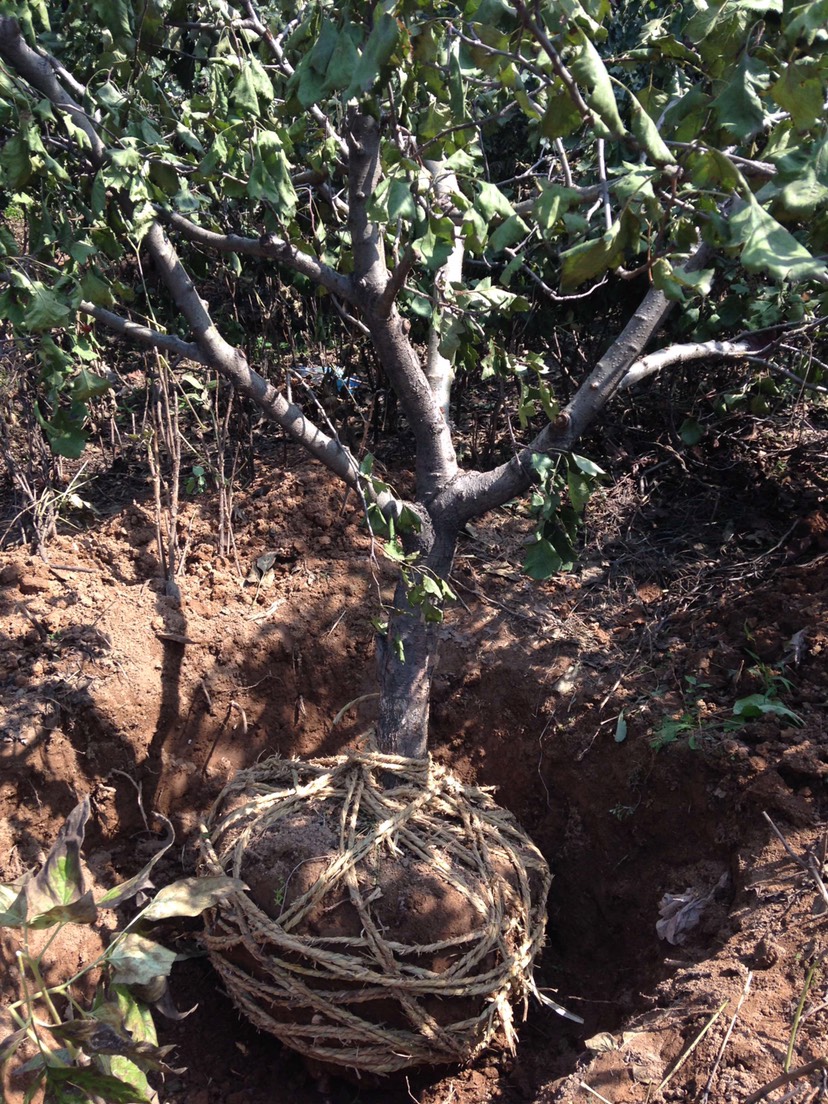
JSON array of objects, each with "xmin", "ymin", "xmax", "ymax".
[{"xmin": 198, "ymin": 749, "xmax": 552, "ymax": 1076}]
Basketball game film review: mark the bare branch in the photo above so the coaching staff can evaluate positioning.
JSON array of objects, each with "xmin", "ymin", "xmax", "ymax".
[
  {"xmin": 440, "ymin": 243, "xmax": 715, "ymax": 523},
  {"xmin": 596, "ymin": 139, "xmax": 612, "ymax": 231},
  {"xmin": 79, "ymin": 302, "xmax": 207, "ymax": 364},
  {"xmin": 374, "ymin": 246, "xmax": 416, "ymax": 319},
  {"xmin": 620, "ymin": 333, "xmax": 828, "ymax": 394},
  {"xmin": 158, "ymin": 210, "xmax": 357, "ymax": 303},
  {"xmin": 668, "ymin": 141, "xmax": 777, "ymax": 179},
  {"xmin": 140, "ymin": 222, "xmax": 377, "ymax": 496},
  {"xmin": 619, "ymin": 338, "xmax": 756, "ymax": 388},
  {"xmin": 423, "ymin": 161, "xmax": 465, "ymax": 422}
]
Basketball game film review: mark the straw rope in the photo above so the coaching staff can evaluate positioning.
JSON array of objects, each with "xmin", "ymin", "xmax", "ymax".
[{"xmin": 198, "ymin": 749, "xmax": 551, "ymax": 1075}]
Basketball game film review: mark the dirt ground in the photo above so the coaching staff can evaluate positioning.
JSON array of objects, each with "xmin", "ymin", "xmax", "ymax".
[{"xmin": 1, "ymin": 408, "xmax": 827, "ymax": 1104}]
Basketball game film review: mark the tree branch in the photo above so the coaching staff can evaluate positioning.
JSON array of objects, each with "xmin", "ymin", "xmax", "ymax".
[
  {"xmin": 347, "ymin": 111, "xmax": 388, "ymax": 298},
  {"xmin": 441, "ymin": 272, "xmax": 708, "ymax": 522},
  {"xmin": 374, "ymin": 246, "xmax": 416, "ymax": 319},
  {"xmin": 0, "ymin": 17, "xmax": 105, "ymax": 163},
  {"xmin": 512, "ymin": 0, "xmax": 608, "ymax": 136},
  {"xmin": 79, "ymin": 302, "xmax": 207, "ymax": 364},
  {"xmin": 341, "ymin": 117, "xmax": 459, "ymax": 496},
  {"xmin": 139, "ymin": 222, "xmax": 378, "ymax": 495},
  {"xmin": 619, "ymin": 338, "xmax": 756, "ymax": 388},
  {"xmin": 423, "ymin": 160, "xmax": 465, "ymax": 421},
  {"xmin": 157, "ymin": 210, "xmax": 357, "ymax": 303}
]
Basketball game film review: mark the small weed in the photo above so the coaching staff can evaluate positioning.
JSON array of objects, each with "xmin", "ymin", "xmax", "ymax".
[
  {"xmin": 608, "ymin": 803, "xmax": 637, "ymax": 821},
  {"xmin": 651, "ymin": 659, "xmax": 802, "ymax": 752},
  {"xmin": 185, "ymin": 463, "xmax": 208, "ymax": 495}
]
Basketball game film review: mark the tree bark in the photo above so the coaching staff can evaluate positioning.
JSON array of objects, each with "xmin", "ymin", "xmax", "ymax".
[{"xmin": 374, "ymin": 510, "xmax": 457, "ymax": 759}]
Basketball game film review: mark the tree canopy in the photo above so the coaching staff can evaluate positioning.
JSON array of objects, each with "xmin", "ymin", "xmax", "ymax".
[{"xmin": 1, "ymin": 0, "xmax": 827, "ymax": 754}]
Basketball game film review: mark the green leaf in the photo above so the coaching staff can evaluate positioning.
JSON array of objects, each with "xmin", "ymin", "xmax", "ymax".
[
  {"xmin": 679, "ymin": 417, "xmax": 704, "ymax": 445},
  {"xmin": 569, "ymin": 30, "xmax": 625, "ymax": 139},
  {"xmin": 344, "ymin": 12, "xmax": 400, "ymax": 101},
  {"xmin": 712, "ymin": 55, "xmax": 770, "ymax": 141},
  {"xmin": 476, "ymin": 181, "xmax": 514, "ymax": 221},
  {"xmin": 771, "ymin": 60, "xmax": 825, "ymax": 131},
  {"xmin": 560, "ymin": 211, "xmax": 637, "ymax": 290},
  {"xmin": 540, "ymin": 92, "xmax": 583, "ymax": 139},
  {"xmin": 730, "ymin": 194, "xmax": 827, "ymax": 282},
  {"xmin": 248, "ymin": 131, "xmax": 297, "ymax": 218},
  {"xmin": 387, "ymin": 178, "xmax": 417, "ymax": 221},
  {"xmin": 614, "ymin": 711, "xmax": 627, "ymax": 743},
  {"xmin": 687, "ymin": 148, "xmax": 745, "ymax": 190},
  {"xmin": 141, "ymin": 875, "xmax": 246, "ymax": 920},
  {"xmin": 732, "ymin": 694, "xmax": 802, "ymax": 723},
  {"xmin": 414, "ymin": 215, "xmax": 455, "ymax": 269},
  {"xmin": 571, "ymin": 453, "xmax": 606, "ymax": 476},
  {"xmin": 0, "ymin": 134, "xmax": 33, "ymax": 189},
  {"xmin": 776, "ymin": 166, "xmax": 828, "ymax": 220},
  {"xmin": 43, "ymin": 1065, "xmax": 150, "ymax": 1104},
  {"xmin": 567, "ymin": 467, "xmax": 591, "ymax": 512},
  {"xmin": 628, "ymin": 91, "xmax": 675, "ymax": 166},
  {"xmin": 71, "ymin": 369, "xmax": 111, "ymax": 403},
  {"xmin": 41, "ymin": 410, "xmax": 88, "ymax": 459},
  {"xmin": 784, "ymin": 0, "xmax": 828, "ymax": 47},
  {"xmin": 523, "ymin": 537, "xmax": 562, "ymax": 580},
  {"xmin": 23, "ymin": 284, "xmax": 71, "ymax": 332},
  {"xmin": 488, "ymin": 214, "xmax": 529, "ymax": 254},
  {"xmin": 324, "ymin": 28, "xmax": 361, "ymax": 92}
]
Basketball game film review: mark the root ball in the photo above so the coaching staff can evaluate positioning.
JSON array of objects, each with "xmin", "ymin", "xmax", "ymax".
[{"xmin": 199, "ymin": 750, "xmax": 551, "ymax": 1076}]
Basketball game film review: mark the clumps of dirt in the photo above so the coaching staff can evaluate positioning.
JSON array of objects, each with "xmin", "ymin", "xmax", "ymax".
[{"xmin": 199, "ymin": 751, "xmax": 552, "ymax": 1077}]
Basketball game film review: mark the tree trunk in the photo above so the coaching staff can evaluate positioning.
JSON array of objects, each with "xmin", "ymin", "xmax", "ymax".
[{"xmin": 375, "ymin": 513, "xmax": 457, "ymax": 759}]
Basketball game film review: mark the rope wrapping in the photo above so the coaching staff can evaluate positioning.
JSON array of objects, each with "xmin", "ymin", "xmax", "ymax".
[{"xmin": 199, "ymin": 750, "xmax": 551, "ymax": 1076}]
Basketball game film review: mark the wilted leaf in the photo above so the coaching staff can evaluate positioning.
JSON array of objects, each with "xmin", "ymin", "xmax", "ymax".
[
  {"xmin": 24, "ymin": 797, "xmax": 93, "ymax": 926},
  {"xmin": 27, "ymin": 891, "xmax": 98, "ymax": 930},
  {"xmin": 108, "ymin": 934, "xmax": 177, "ymax": 986},
  {"xmin": 569, "ymin": 30, "xmax": 625, "ymax": 138},
  {"xmin": 140, "ymin": 875, "xmax": 247, "ymax": 921},
  {"xmin": 0, "ymin": 884, "xmax": 28, "ymax": 927},
  {"xmin": 47, "ymin": 1018, "xmax": 135, "ymax": 1056},
  {"xmin": 628, "ymin": 92, "xmax": 675, "ymax": 166},
  {"xmin": 585, "ymin": 1031, "xmax": 618, "ymax": 1053},
  {"xmin": 656, "ymin": 888, "xmax": 708, "ymax": 945},
  {"xmin": 43, "ymin": 1065, "xmax": 151, "ymax": 1103},
  {"xmin": 98, "ymin": 814, "xmax": 174, "ymax": 909},
  {"xmin": 0, "ymin": 1023, "xmax": 27, "ymax": 1064},
  {"xmin": 730, "ymin": 194, "xmax": 827, "ymax": 282},
  {"xmin": 247, "ymin": 131, "xmax": 297, "ymax": 219},
  {"xmin": 523, "ymin": 537, "xmax": 562, "ymax": 580},
  {"xmin": 343, "ymin": 12, "xmax": 399, "ymax": 100}
]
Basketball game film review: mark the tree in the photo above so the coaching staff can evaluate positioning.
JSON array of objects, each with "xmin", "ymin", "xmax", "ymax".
[{"xmin": 1, "ymin": 0, "xmax": 826, "ymax": 760}]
